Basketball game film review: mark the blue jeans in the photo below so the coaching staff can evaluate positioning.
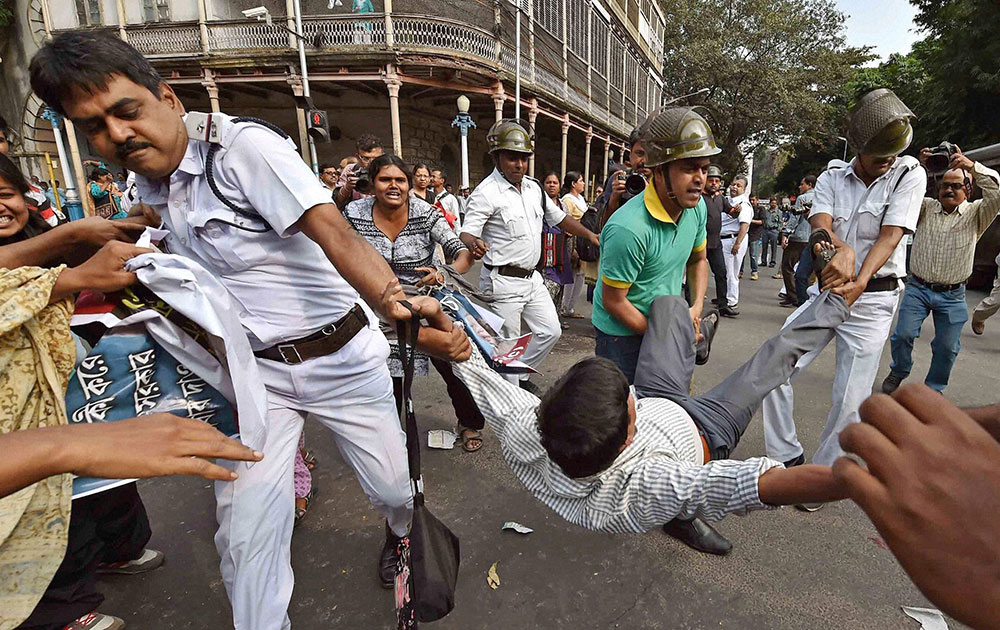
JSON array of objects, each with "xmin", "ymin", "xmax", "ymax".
[
  {"xmin": 595, "ymin": 328, "xmax": 644, "ymax": 384},
  {"xmin": 795, "ymin": 245, "xmax": 815, "ymax": 306},
  {"xmin": 761, "ymin": 229, "xmax": 780, "ymax": 265},
  {"xmin": 889, "ymin": 279, "xmax": 969, "ymax": 391},
  {"xmin": 744, "ymin": 238, "xmax": 761, "ymax": 274}
]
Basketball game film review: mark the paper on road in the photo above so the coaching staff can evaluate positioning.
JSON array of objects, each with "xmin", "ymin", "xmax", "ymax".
[
  {"xmin": 428, "ymin": 430, "xmax": 458, "ymax": 449},
  {"xmin": 901, "ymin": 606, "xmax": 949, "ymax": 630},
  {"xmin": 502, "ymin": 521, "xmax": 533, "ymax": 534}
]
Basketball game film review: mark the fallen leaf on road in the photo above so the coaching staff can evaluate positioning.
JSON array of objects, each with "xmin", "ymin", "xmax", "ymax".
[{"xmin": 487, "ymin": 562, "xmax": 500, "ymax": 590}]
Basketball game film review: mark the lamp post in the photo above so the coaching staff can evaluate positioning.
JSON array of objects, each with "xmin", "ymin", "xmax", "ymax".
[
  {"xmin": 837, "ymin": 136, "xmax": 848, "ymax": 161},
  {"xmin": 40, "ymin": 108, "xmax": 84, "ymax": 221},
  {"xmin": 452, "ymin": 95, "xmax": 477, "ymax": 190},
  {"xmin": 662, "ymin": 87, "xmax": 709, "ymax": 107}
]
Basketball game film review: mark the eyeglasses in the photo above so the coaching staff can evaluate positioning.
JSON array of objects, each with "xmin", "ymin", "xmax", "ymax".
[{"xmin": 939, "ymin": 182, "xmax": 965, "ymax": 191}]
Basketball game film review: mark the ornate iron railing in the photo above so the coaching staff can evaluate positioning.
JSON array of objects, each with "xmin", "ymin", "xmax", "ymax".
[{"xmin": 125, "ymin": 21, "xmax": 202, "ymax": 55}]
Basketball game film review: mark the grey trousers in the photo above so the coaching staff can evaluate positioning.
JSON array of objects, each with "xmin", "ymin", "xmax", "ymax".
[{"xmin": 634, "ymin": 292, "xmax": 850, "ymax": 459}]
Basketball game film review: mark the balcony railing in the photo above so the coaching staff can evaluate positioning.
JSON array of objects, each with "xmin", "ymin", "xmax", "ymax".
[{"xmin": 112, "ymin": 14, "xmax": 635, "ymax": 137}]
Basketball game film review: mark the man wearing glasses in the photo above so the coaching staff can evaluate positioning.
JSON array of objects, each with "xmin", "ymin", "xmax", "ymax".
[{"xmin": 881, "ymin": 145, "xmax": 1000, "ymax": 394}]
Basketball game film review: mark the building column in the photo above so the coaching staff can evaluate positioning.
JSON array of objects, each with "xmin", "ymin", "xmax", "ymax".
[
  {"xmin": 197, "ymin": 0, "xmax": 210, "ymax": 53},
  {"xmin": 202, "ymin": 69, "xmax": 220, "ymax": 113},
  {"xmin": 286, "ymin": 73, "xmax": 310, "ymax": 162},
  {"xmin": 115, "ymin": 0, "xmax": 127, "ymax": 40},
  {"xmin": 583, "ymin": 126, "xmax": 593, "ymax": 197},
  {"xmin": 602, "ymin": 137, "xmax": 610, "ymax": 183},
  {"xmin": 62, "ymin": 120, "xmax": 92, "ymax": 216},
  {"xmin": 385, "ymin": 66, "xmax": 403, "ymax": 157},
  {"xmin": 384, "ymin": 0, "xmax": 395, "ymax": 47},
  {"xmin": 527, "ymin": 99, "xmax": 538, "ymax": 178},
  {"xmin": 560, "ymin": 115, "xmax": 570, "ymax": 180},
  {"xmin": 492, "ymin": 81, "xmax": 505, "ymax": 122}
]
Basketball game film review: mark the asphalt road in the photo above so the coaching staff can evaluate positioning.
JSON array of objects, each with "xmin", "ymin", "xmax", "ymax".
[{"xmin": 99, "ymin": 264, "xmax": 997, "ymax": 629}]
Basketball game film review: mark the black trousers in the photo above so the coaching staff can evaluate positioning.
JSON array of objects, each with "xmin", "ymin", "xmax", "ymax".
[
  {"xmin": 392, "ymin": 357, "xmax": 486, "ymax": 431},
  {"xmin": 781, "ymin": 241, "xmax": 806, "ymax": 303},
  {"xmin": 18, "ymin": 483, "xmax": 151, "ymax": 630},
  {"xmin": 706, "ymin": 247, "xmax": 728, "ymax": 307}
]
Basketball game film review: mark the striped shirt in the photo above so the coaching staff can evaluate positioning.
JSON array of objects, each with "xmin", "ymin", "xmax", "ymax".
[
  {"xmin": 451, "ymin": 350, "xmax": 781, "ymax": 533},
  {"xmin": 910, "ymin": 162, "xmax": 1000, "ymax": 284}
]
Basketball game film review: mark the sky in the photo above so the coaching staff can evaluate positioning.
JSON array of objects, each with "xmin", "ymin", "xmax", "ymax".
[{"xmin": 835, "ymin": 0, "xmax": 922, "ymax": 62}]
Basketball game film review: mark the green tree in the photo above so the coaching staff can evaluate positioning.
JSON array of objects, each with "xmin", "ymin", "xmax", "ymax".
[{"xmin": 660, "ymin": 0, "xmax": 872, "ymax": 176}]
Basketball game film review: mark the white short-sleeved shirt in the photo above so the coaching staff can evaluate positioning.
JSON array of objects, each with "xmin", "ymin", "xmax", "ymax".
[
  {"xmin": 809, "ymin": 155, "xmax": 925, "ymax": 280},
  {"xmin": 135, "ymin": 112, "xmax": 366, "ymax": 350},
  {"xmin": 461, "ymin": 168, "xmax": 567, "ymax": 269},
  {"xmin": 721, "ymin": 194, "xmax": 753, "ymax": 236}
]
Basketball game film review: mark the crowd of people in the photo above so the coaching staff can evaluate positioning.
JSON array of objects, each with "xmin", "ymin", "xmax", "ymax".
[{"xmin": 2, "ymin": 29, "xmax": 1000, "ymax": 630}]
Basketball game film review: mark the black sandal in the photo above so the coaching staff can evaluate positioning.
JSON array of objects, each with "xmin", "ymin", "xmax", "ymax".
[
  {"xmin": 294, "ymin": 487, "xmax": 318, "ymax": 525},
  {"xmin": 696, "ymin": 310, "xmax": 719, "ymax": 366}
]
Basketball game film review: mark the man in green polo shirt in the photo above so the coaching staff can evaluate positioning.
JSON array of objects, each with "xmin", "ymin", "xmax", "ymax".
[{"xmin": 593, "ymin": 107, "xmax": 717, "ymax": 383}]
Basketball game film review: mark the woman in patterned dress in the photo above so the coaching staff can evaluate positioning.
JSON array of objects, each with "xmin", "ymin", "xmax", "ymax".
[{"xmin": 344, "ymin": 155, "xmax": 487, "ymax": 452}]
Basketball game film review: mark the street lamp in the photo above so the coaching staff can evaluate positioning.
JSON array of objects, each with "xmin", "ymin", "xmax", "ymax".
[
  {"xmin": 40, "ymin": 108, "xmax": 84, "ymax": 221},
  {"xmin": 452, "ymin": 95, "xmax": 477, "ymax": 190},
  {"xmin": 662, "ymin": 87, "xmax": 709, "ymax": 107},
  {"xmin": 837, "ymin": 136, "xmax": 849, "ymax": 161}
]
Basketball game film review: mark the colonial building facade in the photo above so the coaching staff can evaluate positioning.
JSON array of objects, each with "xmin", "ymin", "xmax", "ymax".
[{"xmin": 6, "ymin": 0, "xmax": 665, "ymax": 211}]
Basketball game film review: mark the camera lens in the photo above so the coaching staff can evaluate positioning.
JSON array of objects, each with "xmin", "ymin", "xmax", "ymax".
[{"xmin": 625, "ymin": 173, "xmax": 646, "ymax": 196}]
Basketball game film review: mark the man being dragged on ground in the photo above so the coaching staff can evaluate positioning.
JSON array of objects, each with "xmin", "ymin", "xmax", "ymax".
[{"xmin": 421, "ymin": 242, "xmax": 856, "ymax": 549}]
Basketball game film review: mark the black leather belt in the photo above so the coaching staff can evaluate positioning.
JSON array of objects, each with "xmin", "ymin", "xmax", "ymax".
[
  {"xmin": 911, "ymin": 274, "xmax": 965, "ymax": 293},
  {"xmin": 254, "ymin": 304, "xmax": 368, "ymax": 365},
  {"xmin": 720, "ymin": 233, "xmax": 739, "ymax": 239},
  {"xmin": 484, "ymin": 263, "xmax": 534, "ymax": 279},
  {"xmin": 864, "ymin": 277, "xmax": 902, "ymax": 293}
]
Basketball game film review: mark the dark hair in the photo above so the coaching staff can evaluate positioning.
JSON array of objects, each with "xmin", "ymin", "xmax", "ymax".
[
  {"xmin": 431, "ymin": 168, "xmax": 446, "ymax": 180},
  {"xmin": 802, "ymin": 174, "xmax": 818, "ymax": 188},
  {"xmin": 628, "ymin": 126, "xmax": 642, "ymax": 147},
  {"xmin": 0, "ymin": 154, "xmax": 52, "ymax": 247},
  {"xmin": 369, "ymin": 154, "xmax": 412, "ymax": 189},
  {"xmin": 536, "ymin": 357, "xmax": 631, "ymax": 478},
  {"xmin": 0, "ymin": 114, "xmax": 8, "ymax": 140},
  {"xmin": 319, "ymin": 162, "xmax": 337, "ymax": 173},
  {"xmin": 560, "ymin": 170, "xmax": 583, "ymax": 197},
  {"xmin": 412, "ymin": 162, "xmax": 430, "ymax": 178},
  {"xmin": 29, "ymin": 31, "xmax": 164, "ymax": 117},
  {"xmin": 89, "ymin": 167, "xmax": 110, "ymax": 182},
  {"xmin": 356, "ymin": 133, "xmax": 383, "ymax": 153}
]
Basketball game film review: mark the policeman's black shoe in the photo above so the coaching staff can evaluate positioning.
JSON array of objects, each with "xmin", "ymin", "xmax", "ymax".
[
  {"xmin": 719, "ymin": 306, "xmax": 740, "ymax": 318},
  {"xmin": 881, "ymin": 372, "xmax": 905, "ymax": 395},
  {"xmin": 783, "ymin": 453, "xmax": 805, "ymax": 468},
  {"xmin": 519, "ymin": 379, "xmax": 543, "ymax": 396},
  {"xmin": 695, "ymin": 310, "xmax": 719, "ymax": 366},
  {"xmin": 662, "ymin": 517, "xmax": 732, "ymax": 556},
  {"xmin": 379, "ymin": 521, "xmax": 402, "ymax": 589}
]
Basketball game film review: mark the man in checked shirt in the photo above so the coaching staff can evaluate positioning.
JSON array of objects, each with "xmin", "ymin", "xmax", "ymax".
[{"xmin": 436, "ymin": 283, "xmax": 858, "ymax": 552}]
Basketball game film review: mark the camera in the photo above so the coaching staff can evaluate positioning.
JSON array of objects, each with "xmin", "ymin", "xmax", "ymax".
[
  {"xmin": 354, "ymin": 167, "xmax": 371, "ymax": 194},
  {"xmin": 619, "ymin": 169, "xmax": 647, "ymax": 196},
  {"xmin": 927, "ymin": 141, "xmax": 958, "ymax": 171}
]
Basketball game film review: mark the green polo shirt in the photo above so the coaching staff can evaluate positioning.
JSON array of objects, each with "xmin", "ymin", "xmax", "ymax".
[{"xmin": 592, "ymin": 183, "xmax": 707, "ymax": 337}]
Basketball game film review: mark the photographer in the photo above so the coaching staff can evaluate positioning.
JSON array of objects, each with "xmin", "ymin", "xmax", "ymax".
[
  {"xmin": 881, "ymin": 144, "xmax": 1000, "ymax": 394},
  {"xmin": 334, "ymin": 133, "xmax": 384, "ymax": 209},
  {"xmin": 599, "ymin": 126, "xmax": 650, "ymax": 225}
]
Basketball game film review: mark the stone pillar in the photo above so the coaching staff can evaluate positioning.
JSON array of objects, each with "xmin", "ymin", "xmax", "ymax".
[
  {"xmin": 115, "ymin": 0, "xmax": 127, "ymax": 40},
  {"xmin": 202, "ymin": 69, "xmax": 220, "ymax": 113},
  {"xmin": 492, "ymin": 82, "xmax": 505, "ymax": 122},
  {"xmin": 384, "ymin": 0, "xmax": 395, "ymax": 47},
  {"xmin": 198, "ymin": 0, "xmax": 210, "ymax": 53},
  {"xmin": 583, "ymin": 126, "xmax": 593, "ymax": 198},
  {"xmin": 385, "ymin": 68, "xmax": 403, "ymax": 157},
  {"xmin": 287, "ymin": 73, "xmax": 310, "ymax": 162},
  {"xmin": 560, "ymin": 116, "xmax": 570, "ymax": 180},
  {"xmin": 527, "ymin": 99, "xmax": 538, "ymax": 178},
  {"xmin": 63, "ymin": 120, "xmax": 92, "ymax": 216},
  {"xmin": 602, "ymin": 137, "xmax": 610, "ymax": 183}
]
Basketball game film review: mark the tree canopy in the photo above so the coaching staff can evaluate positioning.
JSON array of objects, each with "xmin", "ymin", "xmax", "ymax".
[{"xmin": 659, "ymin": 0, "xmax": 871, "ymax": 177}]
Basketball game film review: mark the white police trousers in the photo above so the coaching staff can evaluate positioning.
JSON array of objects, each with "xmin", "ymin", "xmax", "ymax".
[
  {"xmin": 722, "ymin": 235, "xmax": 748, "ymax": 307},
  {"xmin": 762, "ymin": 287, "xmax": 900, "ymax": 465},
  {"xmin": 480, "ymin": 267, "xmax": 562, "ymax": 382},
  {"xmin": 213, "ymin": 325, "xmax": 412, "ymax": 630}
]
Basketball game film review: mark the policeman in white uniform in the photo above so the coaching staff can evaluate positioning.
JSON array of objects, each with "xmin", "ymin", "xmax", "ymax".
[
  {"xmin": 722, "ymin": 176, "xmax": 753, "ymax": 312},
  {"xmin": 762, "ymin": 89, "xmax": 926, "ymax": 499},
  {"xmin": 460, "ymin": 120, "xmax": 600, "ymax": 390}
]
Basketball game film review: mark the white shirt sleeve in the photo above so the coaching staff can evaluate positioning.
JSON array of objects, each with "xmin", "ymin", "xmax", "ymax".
[
  {"xmin": 810, "ymin": 170, "xmax": 836, "ymax": 219},
  {"xmin": 737, "ymin": 201, "xmax": 753, "ymax": 224},
  {"xmin": 881, "ymin": 164, "xmax": 927, "ymax": 233},
  {"xmin": 460, "ymin": 181, "xmax": 494, "ymax": 239},
  {"xmin": 223, "ymin": 126, "xmax": 338, "ymax": 237}
]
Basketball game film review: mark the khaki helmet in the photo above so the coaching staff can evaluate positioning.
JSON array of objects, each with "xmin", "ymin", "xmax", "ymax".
[
  {"xmin": 637, "ymin": 107, "xmax": 722, "ymax": 168},
  {"xmin": 846, "ymin": 88, "xmax": 916, "ymax": 158},
  {"xmin": 706, "ymin": 165, "xmax": 724, "ymax": 179},
  {"xmin": 487, "ymin": 119, "xmax": 534, "ymax": 155}
]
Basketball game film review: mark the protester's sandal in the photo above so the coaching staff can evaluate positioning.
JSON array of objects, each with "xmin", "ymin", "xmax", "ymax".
[
  {"xmin": 295, "ymin": 487, "xmax": 318, "ymax": 525},
  {"xmin": 63, "ymin": 611, "xmax": 125, "ymax": 630},
  {"xmin": 301, "ymin": 449, "xmax": 318, "ymax": 471},
  {"xmin": 695, "ymin": 310, "xmax": 719, "ymax": 366},
  {"xmin": 97, "ymin": 548, "xmax": 164, "ymax": 575},
  {"xmin": 808, "ymin": 228, "xmax": 836, "ymax": 276},
  {"xmin": 459, "ymin": 428, "xmax": 484, "ymax": 452}
]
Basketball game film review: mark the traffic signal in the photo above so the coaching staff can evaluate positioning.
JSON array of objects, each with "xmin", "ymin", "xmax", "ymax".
[{"xmin": 307, "ymin": 109, "xmax": 330, "ymax": 143}]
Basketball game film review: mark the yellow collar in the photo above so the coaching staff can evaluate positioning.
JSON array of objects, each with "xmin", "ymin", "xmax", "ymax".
[{"xmin": 643, "ymin": 182, "xmax": 676, "ymax": 223}]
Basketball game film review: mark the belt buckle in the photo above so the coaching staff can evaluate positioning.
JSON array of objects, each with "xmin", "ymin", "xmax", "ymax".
[
  {"xmin": 277, "ymin": 343, "xmax": 303, "ymax": 365},
  {"xmin": 321, "ymin": 323, "xmax": 337, "ymax": 336}
]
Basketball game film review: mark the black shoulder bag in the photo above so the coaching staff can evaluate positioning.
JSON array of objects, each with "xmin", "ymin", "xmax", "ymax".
[{"xmin": 394, "ymin": 306, "xmax": 461, "ymax": 627}]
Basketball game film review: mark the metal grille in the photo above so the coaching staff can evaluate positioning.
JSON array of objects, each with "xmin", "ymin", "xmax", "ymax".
[
  {"xmin": 128, "ymin": 23, "xmax": 201, "ymax": 54},
  {"xmin": 591, "ymin": 10, "xmax": 608, "ymax": 76},
  {"xmin": 566, "ymin": 0, "xmax": 586, "ymax": 58},
  {"xmin": 208, "ymin": 20, "xmax": 290, "ymax": 50},
  {"xmin": 534, "ymin": 0, "xmax": 562, "ymax": 39},
  {"xmin": 636, "ymin": 64, "xmax": 647, "ymax": 117},
  {"xmin": 391, "ymin": 17, "xmax": 493, "ymax": 60},
  {"xmin": 609, "ymin": 32, "xmax": 624, "ymax": 92}
]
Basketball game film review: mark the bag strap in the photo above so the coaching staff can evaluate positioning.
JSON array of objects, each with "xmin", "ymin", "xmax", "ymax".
[{"xmin": 395, "ymin": 301, "xmax": 422, "ymax": 483}]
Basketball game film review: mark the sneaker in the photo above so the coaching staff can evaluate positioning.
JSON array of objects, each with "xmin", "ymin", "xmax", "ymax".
[
  {"xmin": 881, "ymin": 372, "xmax": 904, "ymax": 395},
  {"xmin": 751, "ymin": 272, "xmax": 759, "ymax": 281},
  {"xmin": 97, "ymin": 548, "xmax": 164, "ymax": 575},
  {"xmin": 972, "ymin": 319, "xmax": 985, "ymax": 335},
  {"xmin": 64, "ymin": 612, "xmax": 124, "ymax": 630},
  {"xmin": 769, "ymin": 262, "xmax": 777, "ymax": 267},
  {"xmin": 719, "ymin": 306, "xmax": 740, "ymax": 318},
  {"xmin": 795, "ymin": 502, "xmax": 825, "ymax": 513}
]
